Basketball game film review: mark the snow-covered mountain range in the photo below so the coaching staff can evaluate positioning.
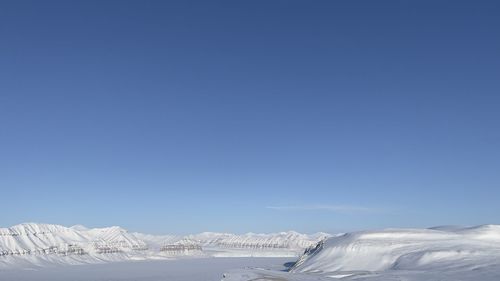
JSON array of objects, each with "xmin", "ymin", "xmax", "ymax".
[
  {"xmin": 0, "ymin": 223, "xmax": 328, "ymax": 268},
  {"xmin": 7, "ymin": 222, "xmax": 500, "ymax": 281}
]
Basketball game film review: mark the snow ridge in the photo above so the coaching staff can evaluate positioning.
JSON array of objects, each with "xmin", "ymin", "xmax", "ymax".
[
  {"xmin": 222, "ymin": 225, "xmax": 500, "ymax": 281},
  {"xmin": 291, "ymin": 225, "xmax": 500, "ymax": 273}
]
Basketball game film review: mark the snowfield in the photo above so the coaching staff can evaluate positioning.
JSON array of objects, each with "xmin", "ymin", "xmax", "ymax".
[
  {"xmin": 223, "ymin": 225, "xmax": 500, "ymax": 281},
  {"xmin": 0, "ymin": 257, "xmax": 292, "ymax": 281}
]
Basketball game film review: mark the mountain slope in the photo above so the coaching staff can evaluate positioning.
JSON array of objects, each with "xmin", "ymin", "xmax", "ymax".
[
  {"xmin": 291, "ymin": 225, "xmax": 500, "ymax": 273},
  {"xmin": 222, "ymin": 225, "xmax": 500, "ymax": 281},
  {"xmin": 188, "ymin": 231, "xmax": 329, "ymax": 250}
]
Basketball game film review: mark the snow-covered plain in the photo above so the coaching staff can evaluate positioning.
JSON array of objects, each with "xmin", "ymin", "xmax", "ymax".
[{"xmin": 0, "ymin": 257, "xmax": 292, "ymax": 281}]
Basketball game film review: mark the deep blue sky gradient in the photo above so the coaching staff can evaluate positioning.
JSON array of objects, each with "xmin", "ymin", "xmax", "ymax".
[{"xmin": 1, "ymin": 0, "xmax": 499, "ymax": 234}]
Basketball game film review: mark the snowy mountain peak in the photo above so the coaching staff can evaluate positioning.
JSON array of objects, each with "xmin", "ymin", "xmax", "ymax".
[{"xmin": 70, "ymin": 225, "xmax": 89, "ymax": 231}]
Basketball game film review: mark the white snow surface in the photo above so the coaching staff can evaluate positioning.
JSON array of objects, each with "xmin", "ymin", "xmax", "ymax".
[
  {"xmin": 223, "ymin": 225, "xmax": 500, "ymax": 281},
  {"xmin": 0, "ymin": 257, "xmax": 292, "ymax": 281}
]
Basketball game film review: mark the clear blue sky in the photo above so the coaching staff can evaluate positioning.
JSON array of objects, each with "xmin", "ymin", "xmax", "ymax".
[{"xmin": 1, "ymin": 0, "xmax": 499, "ymax": 234}]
